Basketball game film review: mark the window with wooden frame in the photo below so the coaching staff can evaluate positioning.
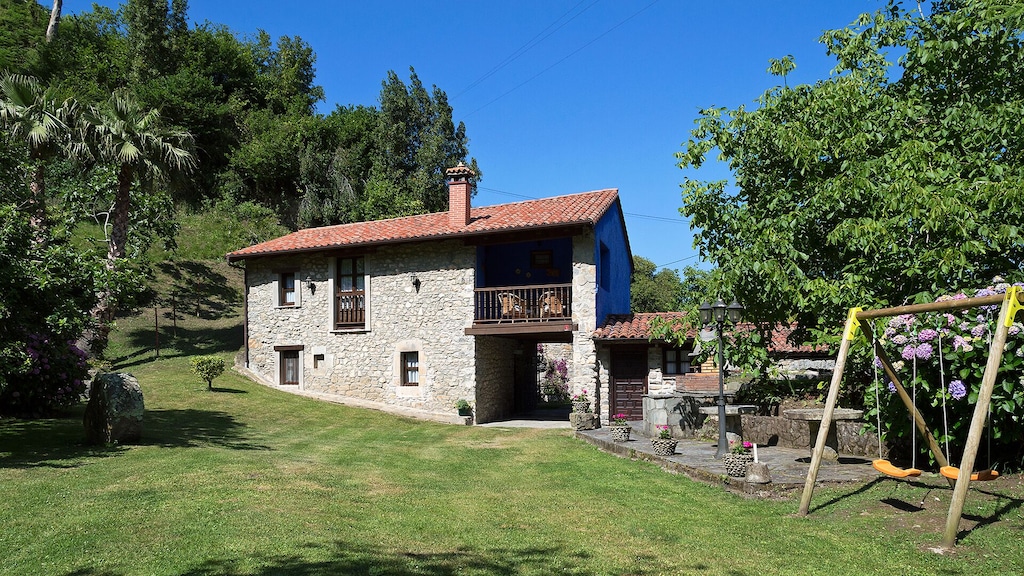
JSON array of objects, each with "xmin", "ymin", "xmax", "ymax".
[
  {"xmin": 279, "ymin": 272, "xmax": 297, "ymax": 306},
  {"xmin": 401, "ymin": 351, "xmax": 419, "ymax": 386},
  {"xmin": 279, "ymin": 349, "xmax": 301, "ymax": 385},
  {"xmin": 663, "ymin": 347, "xmax": 692, "ymax": 375},
  {"xmin": 335, "ymin": 256, "xmax": 366, "ymax": 329}
]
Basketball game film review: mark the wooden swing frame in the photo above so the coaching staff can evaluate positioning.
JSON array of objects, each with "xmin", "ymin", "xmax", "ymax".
[{"xmin": 797, "ymin": 287, "xmax": 1023, "ymax": 550}]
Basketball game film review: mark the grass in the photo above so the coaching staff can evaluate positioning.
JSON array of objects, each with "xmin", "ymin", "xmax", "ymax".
[{"xmin": 2, "ymin": 263, "xmax": 1024, "ymax": 575}]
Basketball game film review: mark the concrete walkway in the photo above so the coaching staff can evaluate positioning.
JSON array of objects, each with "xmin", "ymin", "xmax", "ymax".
[{"xmin": 575, "ymin": 420, "xmax": 878, "ymax": 495}]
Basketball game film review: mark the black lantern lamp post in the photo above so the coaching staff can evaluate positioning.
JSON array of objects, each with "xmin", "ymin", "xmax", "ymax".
[{"xmin": 698, "ymin": 297, "xmax": 744, "ymax": 458}]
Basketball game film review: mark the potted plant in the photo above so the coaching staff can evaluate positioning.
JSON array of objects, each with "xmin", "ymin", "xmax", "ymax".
[
  {"xmin": 651, "ymin": 425, "xmax": 677, "ymax": 456},
  {"xmin": 722, "ymin": 440, "xmax": 754, "ymax": 477},
  {"xmin": 571, "ymin": 389, "xmax": 591, "ymax": 414},
  {"xmin": 454, "ymin": 399, "xmax": 472, "ymax": 417},
  {"xmin": 608, "ymin": 412, "xmax": 631, "ymax": 442}
]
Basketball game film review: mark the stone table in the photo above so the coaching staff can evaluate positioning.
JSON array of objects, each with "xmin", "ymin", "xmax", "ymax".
[
  {"xmin": 698, "ymin": 404, "xmax": 758, "ymax": 445},
  {"xmin": 784, "ymin": 408, "xmax": 864, "ymax": 462}
]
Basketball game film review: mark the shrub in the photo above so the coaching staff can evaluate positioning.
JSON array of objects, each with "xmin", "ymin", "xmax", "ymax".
[
  {"xmin": 866, "ymin": 284, "xmax": 1024, "ymax": 469},
  {"xmin": 189, "ymin": 355, "xmax": 225, "ymax": 390}
]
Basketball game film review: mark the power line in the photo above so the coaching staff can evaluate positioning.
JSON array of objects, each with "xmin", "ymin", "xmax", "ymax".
[
  {"xmin": 453, "ymin": 0, "xmax": 599, "ymax": 100},
  {"xmin": 465, "ymin": 0, "xmax": 662, "ymax": 117},
  {"xmin": 656, "ymin": 254, "xmax": 702, "ymax": 268}
]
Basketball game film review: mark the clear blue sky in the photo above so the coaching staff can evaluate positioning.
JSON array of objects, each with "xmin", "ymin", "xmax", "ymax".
[{"xmin": 62, "ymin": 0, "xmax": 887, "ymax": 272}]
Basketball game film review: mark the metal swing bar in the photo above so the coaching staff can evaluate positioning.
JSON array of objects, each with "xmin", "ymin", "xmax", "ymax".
[{"xmin": 796, "ymin": 287, "xmax": 1023, "ymax": 550}]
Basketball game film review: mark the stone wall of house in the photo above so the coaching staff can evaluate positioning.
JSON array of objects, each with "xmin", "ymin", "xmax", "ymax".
[
  {"xmin": 594, "ymin": 344, "xmax": 610, "ymax": 421},
  {"xmin": 571, "ymin": 233, "xmax": 601, "ymax": 414},
  {"xmin": 244, "ymin": 240, "xmax": 477, "ymax": 421},
  {"xmin": 475, "ymin": 335, "xmax": 518, "ymax": 423}
]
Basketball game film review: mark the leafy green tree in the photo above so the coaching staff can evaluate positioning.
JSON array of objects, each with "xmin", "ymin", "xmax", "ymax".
[
  {"xmin": 0, "ymin": 0, "xmax": 48, "ymax": 71},
  {"xmin": 0, "ymin": 202, "xmax": 94, "ymax": 417},
  {"xmin": 123, "ymin": 0, "xmax": 172, "ymax": 84},
  {"xmin": 365, "ymin": 67, "xmax": 480, "ymax": 220},
  {"xmin": 297, "ymin": 105, "xmax": 377, "ymax": 228},
  {"xmin": 677, "ymin": 265, "xmax": 714, "ymax": 310},
  {"xmin": 630, "ymin": 256, "xmax": 683, "ymax": 313},
  {"xmin": 677, "ymin": 0, "xmax": 1024, "ymax": 337}
]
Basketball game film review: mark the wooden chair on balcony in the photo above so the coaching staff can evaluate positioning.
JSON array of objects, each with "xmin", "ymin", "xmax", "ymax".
[
  {"xmin": 539, "ymin": 292, "xmax": 563, "ymax": 318},
  {"xmin": 498, "ymin": 292, "xmax": 527, "ymax": 321}
]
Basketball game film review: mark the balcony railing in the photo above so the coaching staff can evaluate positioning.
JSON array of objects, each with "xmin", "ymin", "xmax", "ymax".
[
  {"xmin": 335, "ymin": 291, "xmax": 366, "ymax": 329},
  {"xmin": 474, "ymin": 283, "xmax": 572, "ymax": 324}
]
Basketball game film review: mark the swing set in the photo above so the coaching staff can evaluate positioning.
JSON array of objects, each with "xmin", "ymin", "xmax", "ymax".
[{"xmin": 797, "ymin": 287, "xmax": 1023, "ymax": 549}]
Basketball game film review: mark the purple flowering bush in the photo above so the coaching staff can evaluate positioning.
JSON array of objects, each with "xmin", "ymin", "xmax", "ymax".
[
  {"xmin": 867, "ymin": 283, "xmax": 1024, "ymax": 468},
  {"xmin": 2, "ymin": 335, "xmax": 90, "ymax": 416},
  {"xmin": 0, "ymin": 208, "xmax": 96, "ymax": 417},
  {"xmin": 538, "ymin": 347, "xmax": 570, "ymax": 402}
]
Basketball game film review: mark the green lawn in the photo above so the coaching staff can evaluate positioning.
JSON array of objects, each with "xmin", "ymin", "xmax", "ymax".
[{"xmin": 2, "ymin": 267, "xmax": 1023, "ymax": 575}]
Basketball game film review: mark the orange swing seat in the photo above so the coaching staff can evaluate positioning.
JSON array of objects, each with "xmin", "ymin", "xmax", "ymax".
[
  {"xmin": 939, "ymin": 466, "xmax": 999, "ymax": 482},
  {"xmin": 872, "ymin": 459, "xmax": 922, "ymax": 478}
]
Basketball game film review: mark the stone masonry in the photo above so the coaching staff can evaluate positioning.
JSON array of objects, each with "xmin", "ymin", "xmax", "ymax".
[
  {"xmin": 243, "ymin": 236, "xmax": 603, "ymax": 425},
  {"xmin": 245, "ymin": 240, "xmax": 477, "ymax": 421}
]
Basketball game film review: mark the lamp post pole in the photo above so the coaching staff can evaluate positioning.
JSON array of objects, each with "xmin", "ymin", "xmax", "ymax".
[
  {"xmin": 699, "ymin": 298, "xmax": 744, "ymax": 459},
  {"xmin": 716, "ymin": 315, "xmax": 728, "ymax": 458}
]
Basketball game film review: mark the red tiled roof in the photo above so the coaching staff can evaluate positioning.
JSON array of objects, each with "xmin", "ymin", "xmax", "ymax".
[
  {"xmin": 594, "ymin": 313, "xmax": 828, "ymax": 355},
  {"xmin": 227, "ymin": 189, "xmax": 619, "ymax": 261},
  {"xmin": 593, "ymin": 312, "xmax": 695, "ymax": 340}
]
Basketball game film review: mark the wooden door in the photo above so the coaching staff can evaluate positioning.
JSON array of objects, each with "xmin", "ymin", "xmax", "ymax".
[{"xmin": 611, "ymin": 349, "xmax": 647, "ymax": 420}]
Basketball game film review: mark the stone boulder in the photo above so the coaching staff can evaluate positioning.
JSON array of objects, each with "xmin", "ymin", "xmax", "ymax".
[{"xmin": 83, "ymin": 373, "xmax": 145, "ymax": 445}]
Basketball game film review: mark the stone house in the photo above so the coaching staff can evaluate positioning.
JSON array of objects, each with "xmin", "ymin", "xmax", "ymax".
[
  {"xmin": 226, "ymin": 165, "xmax": 632, "ymax": 424},
  {"xmin": 592, "ymin": 313, "xmax": 835, "ymax": 427}
]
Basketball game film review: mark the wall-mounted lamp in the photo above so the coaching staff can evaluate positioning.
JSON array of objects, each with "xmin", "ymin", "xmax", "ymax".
[
  {"xmin": 412, "ymin": 276, "xmax": 421, "ymax": 293},
  {"xmin": 305, "ymin": 275, "xmax": 315, "ymax": 295}
]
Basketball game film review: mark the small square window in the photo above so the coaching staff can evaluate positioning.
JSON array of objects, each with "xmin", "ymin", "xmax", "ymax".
[
  {"xmin": 664, "ymin": 348, "xmax": 692, "ymax": 375},
  {"xmin": 530, "ymin": 250, "xmax": 552, "ymax": 268},
  {"xmin": 401, "ymin": 351, "xmax": 419, "ymax": 386}
]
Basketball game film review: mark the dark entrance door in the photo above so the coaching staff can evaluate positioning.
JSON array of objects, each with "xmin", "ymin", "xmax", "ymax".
[
  {"xmin": 611, "ymin": 349, "xmax": 647, "ymax": 420},
  {"xmin": 513, "ymin": 348, "xmax": 539, "ymax": 413}
]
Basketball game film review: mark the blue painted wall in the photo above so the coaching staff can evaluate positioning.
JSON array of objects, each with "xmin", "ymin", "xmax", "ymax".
[
  {"xmin": 476, "ymin": 237, "xmax": 572, "ymax": 287},
  {"xmin": 594, "ymin": 200, "xmax": 632, "ymax": 325}
]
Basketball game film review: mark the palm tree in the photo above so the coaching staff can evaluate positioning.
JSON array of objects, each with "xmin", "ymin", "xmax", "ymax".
[
  {"xmin": 0, "ymin": 73, "xmax": 80, "ymax": 239},
  {"xmin": 84, "ymin": 92, "xmax": 196, "ymax": 353}
]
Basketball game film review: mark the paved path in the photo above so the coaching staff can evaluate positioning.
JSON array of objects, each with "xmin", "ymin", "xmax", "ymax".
[{"xmin": 575, "ymin": 420, "xmax": 877, "ymax": 495}]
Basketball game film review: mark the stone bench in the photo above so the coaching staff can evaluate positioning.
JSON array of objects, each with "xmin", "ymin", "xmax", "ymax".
[
  {"xmin": 698, "ymin": 404, "xmax": 758, "ymax": 444},
  {"xmin": 784, "ymin": 408, "xmax": 864, "ymax": 462}
]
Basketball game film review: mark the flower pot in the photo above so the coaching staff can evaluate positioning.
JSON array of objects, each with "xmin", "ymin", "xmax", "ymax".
[
  {"xmin": 609, "ymin": 425, "xmax": 631, "ymax": 442},
  {"xmin": 651, "ymin": 438, "xmax": 678, "ymax": 456},
  {"xmin": 723, "ymin": 453, "xmax": 754, "ymax": 477},
  {"xmin": 572, "ymin": 401, "xmax": 591, "ymax": 414}
]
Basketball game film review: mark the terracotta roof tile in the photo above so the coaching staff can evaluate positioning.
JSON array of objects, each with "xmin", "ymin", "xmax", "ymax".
[
  {"xmin": 227, "ymin": 189, "xmax": 619, "ymax": 261},
  {"xmin": 593, "ymin": 312, "xmax": 694, "ymax": 340},
  {"xmin": 594, "ymin": 313, "xmax": 828, "ymax": 355}
]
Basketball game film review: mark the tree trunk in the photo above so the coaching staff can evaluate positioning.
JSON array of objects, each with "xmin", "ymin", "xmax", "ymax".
[
  {"xmin": 28, "ymin": 160, "xmax": 48, "ymax": 244},
  {"xmin": 46, "ymin": 0, "xmax": 62, "ymax": 43},
  {"xmin": 88, "ymin": 163, "xmax": 133, "ymax": 356},
  {"xmin": 107, "ymin": 163, "xmax": 133, "ymax": 267}
]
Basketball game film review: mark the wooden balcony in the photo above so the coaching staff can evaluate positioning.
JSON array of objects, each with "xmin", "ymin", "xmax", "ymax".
[{"xmin": 467, "ymin": 284, "xmax": 577, "ymax": 337}]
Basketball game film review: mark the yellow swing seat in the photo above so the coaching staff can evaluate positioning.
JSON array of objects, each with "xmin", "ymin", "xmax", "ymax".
[
  {"xmin": 939, "ymin": 466, "xmax": 999, "ymax": 482},
  {"xmin": 872, "ymin": 459, "xmax": 922, "ymax": 478}
]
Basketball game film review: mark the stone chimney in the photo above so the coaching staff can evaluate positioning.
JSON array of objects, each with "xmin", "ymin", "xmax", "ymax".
[{"xmin": 446, "ymin": 162, "xmax": 474, "ymax": 228}]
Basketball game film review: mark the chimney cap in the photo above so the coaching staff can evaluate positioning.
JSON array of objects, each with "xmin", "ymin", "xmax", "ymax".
[{"xmin": 446, "ymin": 162, "xmax": 475, "ymax": 180}]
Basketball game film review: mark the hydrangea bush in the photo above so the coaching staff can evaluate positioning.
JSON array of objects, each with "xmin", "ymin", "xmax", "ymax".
[{"xmin": 866, "ymin": 283, "xmax": 1024, "ymax": 469}]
